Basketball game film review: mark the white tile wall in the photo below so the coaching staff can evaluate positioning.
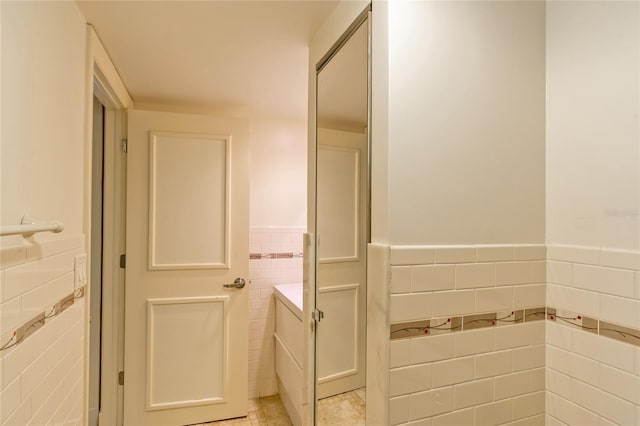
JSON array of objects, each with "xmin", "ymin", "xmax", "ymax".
[
  {"xmin": 248, "ymin": 227, "xmax": 303, "ymax": 398},
  {"xmin": 390, "ymin": 245, "xmax": 546, "ymax": 323},
  {"xmin": 389, "ymin": 244, "xmax": 547, "ymax": 425},
  {"xmin": 545, "ymin": 244, "xmax": 640, "ymax": 426},
  {"xmin": 0, "ymin": 235, "xmax": 85, "ymax": 425},
  {"xmin": 389, "ymin": 243, "xmax": 640, "ymax": 425}
]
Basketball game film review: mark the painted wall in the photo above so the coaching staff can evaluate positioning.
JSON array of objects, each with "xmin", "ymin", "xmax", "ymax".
[
  {"xmin": 0, "ymin": 1, "xmax": 88, "ymax": 424},
  {"xmin": 545, "ymin": 2, "xmax": 640, "ymax": 424},
  {"xmin": 387, "ymin": 0, "xmax": 546, "ymax": 246},
  {"xmin": 1, "ymin": 1, "xmax": 86, "ymax": 239},
  {"xmin": 250, "ymin": 117, "xmax": 307, "ymax": 228},
  {"xmin": 546, "ymin": 1, "xmax": 640, "ymax": 251}
]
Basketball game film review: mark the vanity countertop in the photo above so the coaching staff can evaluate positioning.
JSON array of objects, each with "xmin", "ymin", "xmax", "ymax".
[{"xmin": 273, "ymin": 283, "xmax": 303, "ymax": 320}]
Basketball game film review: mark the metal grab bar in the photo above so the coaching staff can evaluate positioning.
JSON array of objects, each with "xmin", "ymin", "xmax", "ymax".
[{"xmin": 0, "ymin": 215, "xmax": 64, "ymax": 238}]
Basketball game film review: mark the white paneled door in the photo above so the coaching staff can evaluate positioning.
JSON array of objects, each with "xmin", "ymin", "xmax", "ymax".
[
  {"xmin": 316, "ymin": 128, "xmax": 367, "ymax": 398},
  {"xmin": 124, "ymin": 110, "xmax": 250, "ymax": 425}
]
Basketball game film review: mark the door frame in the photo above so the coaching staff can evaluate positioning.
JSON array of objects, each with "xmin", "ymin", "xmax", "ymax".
[{"xmin": 83, "ymin": 25, "xmax": 133, "ymax": 426}]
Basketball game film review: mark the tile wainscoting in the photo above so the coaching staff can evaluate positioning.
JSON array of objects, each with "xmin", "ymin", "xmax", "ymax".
[
  {"xmin": 388, "ymin": 244, "xmax": 547, "ymax": 426},
  {"xmin": 384, "ymin": 243, "xmax": 640, "ymax": 426},
  {"xmin": 248, "ymin": 227, "xmax": 304, "ymax": 399},
  {"xmin": 545, "ymin": 245, "xmax": 640, "ymax": 426},
  {"xmin": 0, "ymin": 235, "xmax": 86, "ymax": 425}
]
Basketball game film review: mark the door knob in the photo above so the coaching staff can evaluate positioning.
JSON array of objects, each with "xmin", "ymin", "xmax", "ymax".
[{"xmin": 223, "ymin": 278, "xmax": 246, "ymax": 289}]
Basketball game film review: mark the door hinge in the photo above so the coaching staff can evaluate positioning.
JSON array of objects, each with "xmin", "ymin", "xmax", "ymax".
[
  {"xmin": 312, "ymin": 308, "xmax": 324, "ymax": 323},
  {"xmin": 121, "ymin": 139, "xmax": 128, "ymax": 153},
  {"xmin": 118, "ymin": 371, "xmax": 124, "ymax": 386},
  {"xmin": 119, "ymin": 254, "xmax": 126, "ymax": 269}
]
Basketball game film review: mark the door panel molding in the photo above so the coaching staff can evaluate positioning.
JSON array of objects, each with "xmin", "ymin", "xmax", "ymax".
[
  {"xmin": 317, "ymin": 143, "xmax": 360, "ymax": 263},
  {"xmin": 148, "ymin": 131, "xmax": 230, "ymax": 270},
  {"xmin": 146, "ymin": 296, "xmax": 229, "ymax": 411},
  {"xmin": 317, "ymin": 283, "xmax": 360, "ymax": 383}
]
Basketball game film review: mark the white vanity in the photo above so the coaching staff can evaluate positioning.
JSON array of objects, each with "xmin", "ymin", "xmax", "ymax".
[{"xmin": 273, "ymin": 283, "xmax": 303, "ymax": 426}]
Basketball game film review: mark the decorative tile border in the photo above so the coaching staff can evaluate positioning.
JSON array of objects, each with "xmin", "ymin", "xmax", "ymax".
[
  {"xmin": 391, "ymin": 305, "xmax": 640, "ymax": 347},
  {"xmin": 390, "ymin": 306, "xmax": 545, "ymax": 340},
  {"xmin": 249, "ymin": 252, "xmax": 303, "ymax": 260},
  {"xmin": 0, "ymin": 285, "xmax": 86, "ymax": 351},
  {"xmin": 547, "ymin": 306, "xmax": 640, "ymax": 346}
]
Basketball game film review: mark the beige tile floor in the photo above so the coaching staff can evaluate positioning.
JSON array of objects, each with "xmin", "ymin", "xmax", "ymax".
[
  {"xmin": 198, "ymin": 388, "xmax": 365, "ymax": 426},
  {"xmin": 318, "ymin": 389, "xmax": 365, "ymax": 426}
]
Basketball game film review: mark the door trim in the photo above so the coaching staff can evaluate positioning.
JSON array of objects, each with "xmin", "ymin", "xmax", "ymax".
[{"xmin": 84, "ymin": 25, "xmax": 133, "ymax": 426}]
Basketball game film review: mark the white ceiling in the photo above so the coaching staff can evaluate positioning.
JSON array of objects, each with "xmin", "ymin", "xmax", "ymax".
[{"xmin": 76, "ymin": 0, "xmax": 339, "ymax": 119}]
